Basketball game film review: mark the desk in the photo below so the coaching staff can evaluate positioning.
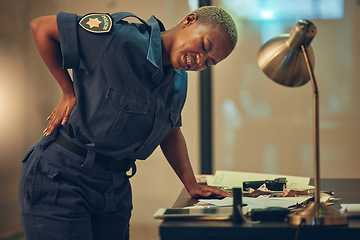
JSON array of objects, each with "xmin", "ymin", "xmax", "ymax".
[{"xmin": 159, "ymin": 178, "xmax": 360, "ymax": 240}]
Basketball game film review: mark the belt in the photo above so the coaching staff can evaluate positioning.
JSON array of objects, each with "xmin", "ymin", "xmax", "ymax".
[{"xmin": 55, "ymin": 133, "xmax": 135, "ymax": 174}]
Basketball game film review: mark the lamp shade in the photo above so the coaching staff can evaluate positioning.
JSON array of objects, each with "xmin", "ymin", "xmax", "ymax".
[{"xmin": 257, "ymin": 20, "xmax": 317, "ymax": 87}]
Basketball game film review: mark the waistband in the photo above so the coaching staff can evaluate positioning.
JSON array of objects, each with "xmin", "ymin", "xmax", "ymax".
[{"xmin": 55, "ymin": 133, "xmax": 136, "ymax": 177}]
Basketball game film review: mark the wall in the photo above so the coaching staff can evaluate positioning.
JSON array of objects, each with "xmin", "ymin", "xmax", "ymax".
[{"xmin": 213, "ymin": 0, "xmax": 360, "ymax": 178}]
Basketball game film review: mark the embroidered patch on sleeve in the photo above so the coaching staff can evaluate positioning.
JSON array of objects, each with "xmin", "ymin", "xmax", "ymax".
[{"xmin": 79, "ymin": 13, "xmax": 113, "ymax": 33}]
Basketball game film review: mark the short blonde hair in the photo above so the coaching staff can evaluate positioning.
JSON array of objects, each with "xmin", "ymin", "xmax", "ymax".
[{"xmin": 192, "ymin": 6, "xmax": 238, "ymax": 49}]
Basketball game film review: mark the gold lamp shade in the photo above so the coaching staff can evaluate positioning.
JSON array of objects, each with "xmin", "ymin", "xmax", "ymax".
[{"xmin": 258, "ymin": 20, "xmax": 316, "ymax": 87}]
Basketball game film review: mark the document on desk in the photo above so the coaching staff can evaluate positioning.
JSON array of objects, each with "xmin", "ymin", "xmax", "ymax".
[
  {"xmin": 208, "ymin": 170, "xmax": 313, "ymax": 190},
  {"xmin": 196, "ymin": 196, "xmax": 310, "ymax": 210},
  {"xmin": 341, "ymin": 203, "xmax": 360, "ymax": 218}
]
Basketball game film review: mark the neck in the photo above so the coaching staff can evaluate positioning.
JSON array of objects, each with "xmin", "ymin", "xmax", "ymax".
[
  {"xmin": 161, "ymin": 31, "xmax": 171, "ymax": 66},
  {"xmin": 161, "ymin": 24, "xmax": 180, "ymax": 66}
]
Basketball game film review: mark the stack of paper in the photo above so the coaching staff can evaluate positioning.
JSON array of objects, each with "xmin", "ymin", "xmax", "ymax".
[{"xmin": 207, "ymin": 170, "xmax": 313, "ymax": 190}]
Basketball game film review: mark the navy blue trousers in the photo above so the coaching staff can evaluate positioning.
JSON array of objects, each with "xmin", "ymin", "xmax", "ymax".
[{"xmin": 18, "ymin": 133, "xmax": 133, "ymax": 240}]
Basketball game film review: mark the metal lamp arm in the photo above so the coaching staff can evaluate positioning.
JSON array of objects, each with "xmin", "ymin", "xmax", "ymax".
[{"xmin": 301, "ymin": 44, "xmax": 320, "ymax": 207}]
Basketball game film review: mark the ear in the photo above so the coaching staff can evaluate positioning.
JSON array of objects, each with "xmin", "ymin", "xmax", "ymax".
[{"xmin": 182, "ymin": 13, "xmax": 197, "ymax": 28}]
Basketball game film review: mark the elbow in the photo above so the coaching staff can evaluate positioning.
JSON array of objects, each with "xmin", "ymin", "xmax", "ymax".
[
  {"xmin": 29, "ymin": 16, "xmax": 59, "ymax": 41},
  {"xmin": 30, "ymin": 17, "xmax": 43, "ymax": 36},
  {"xmin": 30, "ymin": 18, "xmax": 40, "ymax": 31}
]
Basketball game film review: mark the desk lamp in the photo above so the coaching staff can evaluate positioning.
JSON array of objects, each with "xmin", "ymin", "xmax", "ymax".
[{"xmin": 257, "ymin": 20, "xmax": 348, "ymax": 226}]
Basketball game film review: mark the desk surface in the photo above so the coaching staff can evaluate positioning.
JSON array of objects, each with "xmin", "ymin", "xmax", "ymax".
[{"xmin": 159, "ymin": 178, "xmax": 360, "ymax": 240}]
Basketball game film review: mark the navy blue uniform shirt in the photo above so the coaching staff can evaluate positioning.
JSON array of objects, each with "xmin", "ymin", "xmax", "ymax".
[{"xmin": 56, "ymin": 11, "xmax": 188, "ymax": 160}]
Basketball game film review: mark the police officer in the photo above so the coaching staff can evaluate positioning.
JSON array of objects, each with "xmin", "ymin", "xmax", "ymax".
[{"xmin": 19, "ymin": 6, "xmax": 237, "ymax": 240}]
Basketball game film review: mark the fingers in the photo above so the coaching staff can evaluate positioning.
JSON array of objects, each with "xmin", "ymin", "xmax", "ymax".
[
  {"xmin": 43, "ymin": 95, "xmax": 76, "ymax": 136},
  {"xmin": 44, "ymin": 110, "xmax": 56, "ymax": 136},
  {"xmin": 44, "ymin": 117, "xmax": 57, "ymax": 136},
  {"xmin": 46, "ymin": 111, "xmax": 54, "ymax": 121},
  {"xmin": 61, "ymin": 107, "xmax": 70, "ymax": 125},
  {"xmin": 195, "ymin": 185, "xmax": 231, "ymax": 198},
  {"xmin": 44, "ymin": 109, "xmax": 67, "ymax": 136},
  {"xmin": 61, "ymin": 117, "xmax": 68, "ymax": 125}
]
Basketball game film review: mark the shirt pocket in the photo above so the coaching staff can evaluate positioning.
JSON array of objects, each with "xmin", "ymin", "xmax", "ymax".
[{"xmin": 92, "ymin": 87, "xmax": 149, "ymax": 144}]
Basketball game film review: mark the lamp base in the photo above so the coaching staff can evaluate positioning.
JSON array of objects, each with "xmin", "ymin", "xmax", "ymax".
[{"xmin": 288, "ymin": 202, "xmax": 348, "ymax": 226}]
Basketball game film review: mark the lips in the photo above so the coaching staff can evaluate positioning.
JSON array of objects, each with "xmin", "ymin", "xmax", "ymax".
[{"xmin": 184, "ymin": 53, "xmax": 194, "ymax": 69}]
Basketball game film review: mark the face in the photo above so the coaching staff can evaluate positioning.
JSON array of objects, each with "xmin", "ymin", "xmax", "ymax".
[{"xmin": 170, "ymin": 15, "xmax": 233, "ymax": 71}]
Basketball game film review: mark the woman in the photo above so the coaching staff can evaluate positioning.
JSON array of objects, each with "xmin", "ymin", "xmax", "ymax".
[{"xmin": 19, "ymin": 6, "xmax": 237, "ymax": 240}]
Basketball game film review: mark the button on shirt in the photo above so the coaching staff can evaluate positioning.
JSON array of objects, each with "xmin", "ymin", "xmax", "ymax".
[{"xmin": 56, "ymin": 11, "xmax": 188, "ymax": 160}]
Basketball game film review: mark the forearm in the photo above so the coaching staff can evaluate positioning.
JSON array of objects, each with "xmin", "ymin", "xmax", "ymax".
[
  {"xmin": 160, "ymin": 127, "xmax": 198, "ymax": 192},
  {"xmin": 31, "ymin": 16, "xmax": 77, "ymax": 135},
  {"xmin": 161, "ymin": 127, "xmax": 231, "ymax": 198}
]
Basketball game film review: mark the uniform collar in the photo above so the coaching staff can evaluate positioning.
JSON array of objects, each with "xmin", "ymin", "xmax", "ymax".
[
  {"xmin": 146, "ymin": 16, "xmax": 184, "ymax": 86},
  {"xmin": 145, "ymin": 16, "xmax": 164, "ymax": 86},
  {"xmin": 146, "ymin": 16, "xmax": 163, "ymax": 69},
  {"xmin": 146, "ymin": 16, "xmax": 183, "ymax": 86}
]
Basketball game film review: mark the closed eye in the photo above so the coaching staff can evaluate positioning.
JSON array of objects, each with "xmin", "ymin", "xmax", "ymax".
[
  {"xmin": 203, "ymin": 40, "xmax": 216, "ymax": 67},
  {"xmin": 202, "ymin": 40, "xmax": 208, "ymax": 52},
  {"xmin": 202, "ymin": 41, "xmax": 209, "ymax": 67}
]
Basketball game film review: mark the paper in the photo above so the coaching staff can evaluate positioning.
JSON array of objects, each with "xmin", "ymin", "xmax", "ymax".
[
  {"xmin": 243, "ymin": 196, "xmax": 310, "ymax": 209},
  {"xmin": 198, "ymin": 197, "xmax": 233, "ymax": 207},
  {"xmin": 341, "ymin": 203, "xmax": 360, "ymax": 216},
  {"xmin": 197, "ymin": 196, "xmax": 309, "ymax": 210},
  {"xmin": 340, "ymin": 203, "xmax": 360, "ymax": 218},
  {"xmin": 341, "ymin": 203, "xmax": 360, "ymax": 211},
  {"xmin": 208, "ymin": 170, "xmax": 313, "ymax": 190}
]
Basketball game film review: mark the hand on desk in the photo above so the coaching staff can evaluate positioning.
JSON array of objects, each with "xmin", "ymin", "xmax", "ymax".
[{"xmin": 188, "ymin": 184, "xmax": 231, "ymax": 199}]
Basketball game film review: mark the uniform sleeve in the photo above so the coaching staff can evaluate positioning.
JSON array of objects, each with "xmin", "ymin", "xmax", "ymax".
[
  {"xmin": 175, "ymin": 115, "xmax": 182, "ymax": 127},
  {"xmin": 57, "ymin": 11, "xmax": 115, "ymax": 72},
  {"xmin": 173, "ymin": 70, "xmax": 187, "ymax": 128},
  {"xmin": 57, "ymin": 11, "xmax": 79, "ymax": 69}
]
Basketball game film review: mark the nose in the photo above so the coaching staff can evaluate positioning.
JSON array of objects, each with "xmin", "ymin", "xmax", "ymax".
[{"xmin": 196, "ymin": 53, "xmax": 208, "ymax": 66}]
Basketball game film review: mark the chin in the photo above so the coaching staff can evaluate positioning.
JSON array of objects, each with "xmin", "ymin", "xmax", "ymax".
[
  {"xmin": 170, "ymin": 61, "xmax": 185, "ymax": 70},
  {"xmin": 169, "ymin": 55, "xmax": 185, "ymax": 70}
]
